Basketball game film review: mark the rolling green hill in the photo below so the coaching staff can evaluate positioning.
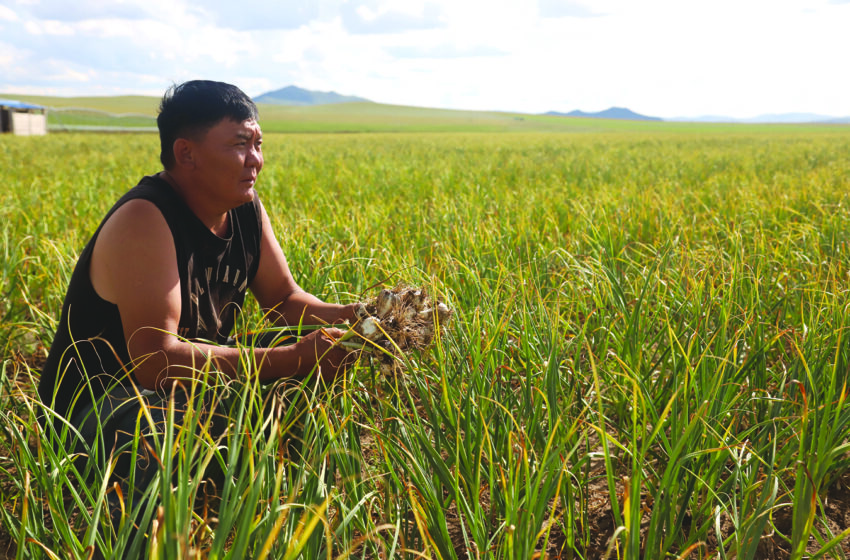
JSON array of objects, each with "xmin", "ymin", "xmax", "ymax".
[
  {"xmin": 1, "ymin": 94, "xmax": 160, "ymax": 114},
  {"xmin": 3, "ymin": 92, "xmax": 847, "ymax": 134}
]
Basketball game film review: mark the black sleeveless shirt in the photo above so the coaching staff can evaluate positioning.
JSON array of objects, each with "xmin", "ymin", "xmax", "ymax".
[{"xmin": 39, "ymin": 174, "xmax": 263, "ymax": 418}]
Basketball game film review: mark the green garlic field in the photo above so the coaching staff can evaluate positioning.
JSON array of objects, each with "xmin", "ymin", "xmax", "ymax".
[{"xmin": 2, "ymin": 129, "xmax": 850, "ymax": 559}]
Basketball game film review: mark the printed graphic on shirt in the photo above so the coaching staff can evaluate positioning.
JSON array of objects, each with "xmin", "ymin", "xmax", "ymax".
[{"xmin": 179, "ymin": 263, "xmax": 249, "ymax": 339}]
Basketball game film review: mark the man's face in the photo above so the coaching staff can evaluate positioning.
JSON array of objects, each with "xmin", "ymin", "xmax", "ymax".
[{"xmin": 190, "ymin": 117, "xmax": 264, "ymax": 209}]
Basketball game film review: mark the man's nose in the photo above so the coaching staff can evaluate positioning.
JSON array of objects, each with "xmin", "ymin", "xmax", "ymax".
[{"xmin": 246, "ymin": 146, "xmax": 263, "ymax": 168}]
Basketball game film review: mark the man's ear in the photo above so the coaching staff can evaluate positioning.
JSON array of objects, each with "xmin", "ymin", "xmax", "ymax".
[{"xmin": 172, "ymin": 138, "xmax": 195, "ymax": 169}]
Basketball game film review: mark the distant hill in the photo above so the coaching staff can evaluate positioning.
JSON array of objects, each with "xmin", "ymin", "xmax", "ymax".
[
  {"xmin": 7, "ymin": 92, "xmax": 844, "ymax": 133},
  {"xmin": 254, "ymin": 85, "xmax": 371, "ymax": 106},
  {"xmin": 545, "ymin": 107, "xmax": 662, "ymax": 121},
  {"xmin": 748, "ymin": 112, "xmax": 835, "ymax": 124},
  {"xmin": 671, "ymin": 113, "xmax": 850, "ymax": 124}
]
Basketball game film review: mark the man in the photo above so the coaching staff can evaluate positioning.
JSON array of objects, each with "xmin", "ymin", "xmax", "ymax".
[{"xmin": 38, "ymin": 80, "xmax": 357, "ymax": 531}]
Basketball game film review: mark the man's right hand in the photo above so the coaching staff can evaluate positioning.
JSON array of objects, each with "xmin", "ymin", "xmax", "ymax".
[{"xmin": 297, "ymin": 327, "xmax": 357, "ymax": 383}]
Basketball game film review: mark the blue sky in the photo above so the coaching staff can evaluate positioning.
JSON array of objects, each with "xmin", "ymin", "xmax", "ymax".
[{"xmin": 1, "ymin": 0, "xmax": 848, "ymax": 119}]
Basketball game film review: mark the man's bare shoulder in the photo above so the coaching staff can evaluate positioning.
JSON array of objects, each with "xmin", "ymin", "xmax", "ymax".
[
  {"xmin": 96, "ymin": 198, "xmax": 172, "ymax": 258},
  {"xmin": 105, "ymin": 197, "xmax": 164, "ymax": 228},
  {"xmin": 91, "ymin": 198, "xmax": 177, "ymax": 304}
]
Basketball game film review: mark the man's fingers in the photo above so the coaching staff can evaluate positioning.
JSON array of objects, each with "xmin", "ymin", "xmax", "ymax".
[{"xmin": 323, "ymin": 327, "xmax": 345, "ymax": 340}]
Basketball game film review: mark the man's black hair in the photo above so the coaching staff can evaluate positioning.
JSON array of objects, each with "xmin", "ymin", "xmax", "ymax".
[{"xmin": 157, "ymin": 80, "xmax": 259, "ymax": 169}]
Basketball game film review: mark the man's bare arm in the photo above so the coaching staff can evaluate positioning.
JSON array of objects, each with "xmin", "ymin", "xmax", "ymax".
[{"xmin": 90, "ymin": 199, "xmax": 347, "ymax": 390}]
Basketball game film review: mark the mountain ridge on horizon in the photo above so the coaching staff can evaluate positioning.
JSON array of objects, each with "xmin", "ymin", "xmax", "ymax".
[
  {"xmin": 254, "ymin": 85, "xmax": 371, "ymax": 106},
  {"xmin": 545, "ymin": 107, "xmax": 663, "ymax": 122},
  {"xmin": 5, "ymin": 85, "xmax": 848, "ymax": 124},
  {"xmin": 255, "ymin": 86, "xmax": 849, "ymax": 123}
]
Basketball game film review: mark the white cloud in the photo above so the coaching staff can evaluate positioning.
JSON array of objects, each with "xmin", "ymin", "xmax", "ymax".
[
  {"xmin": 0, "ymin": 4, "xmax": 19, "ymax": 21},
  {"xmin": 23, "ymin": 18, "xmax": 75, "ymax": 35},
  {"xmin": 538, "ymin": 0, "xmax": 604, "ymax": 18},
  {"xmin": 192, "ymin": 0, "xmax": 321, "ymax": 30},
  {"xmin": 43, "ymin": 66, "xmax": 93, "ymax": 83},
  {"xmin": 385, "ymin": 44, "xmax": 506, "ymax": 58},
  {"xmin": 340, "ymin": 0, "xmax": 445, "ymax": 34},
  {"xmin": 0, "ymin": 40, "xmax": 26, "ymax": 70},
  {"xmin": 1, "ymin": 0, "xmax": 848, "ymax": 119}
]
